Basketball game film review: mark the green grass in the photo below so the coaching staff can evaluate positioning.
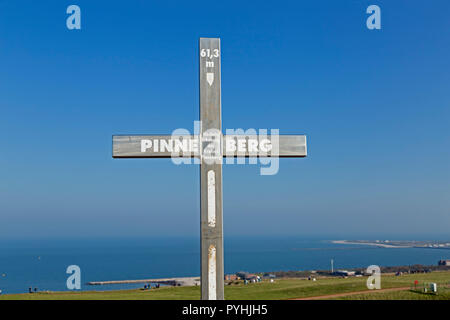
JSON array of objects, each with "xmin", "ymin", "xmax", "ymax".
[
  {"xmin": 334, "ymin": 290, "xmax": 450, "ymax": 300},
  {"xmin": 1, "ymin": 271, "xmax": 449, "ymax": 300}
]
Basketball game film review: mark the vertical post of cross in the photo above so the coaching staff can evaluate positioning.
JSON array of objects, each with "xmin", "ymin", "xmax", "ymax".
[{"xmin": 199, "ymin": 38, "xmax": 224, "ymax": 300}]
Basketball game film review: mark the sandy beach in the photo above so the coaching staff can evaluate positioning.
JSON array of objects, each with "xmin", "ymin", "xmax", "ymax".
[{"xmin": 332, "ymin": 240, "xmax": 412, "ymax": 248}]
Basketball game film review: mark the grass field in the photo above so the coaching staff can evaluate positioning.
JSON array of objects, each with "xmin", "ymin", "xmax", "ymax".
[
  {"xmin": 1, "ymin": 271, "xmax": 449, "ymax": 300},
  {"xmin": 334, "ymin": 290, "xmax": 450, "ymax": 300}
]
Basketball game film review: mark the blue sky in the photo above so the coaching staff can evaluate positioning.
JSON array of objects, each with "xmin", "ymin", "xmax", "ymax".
[{"xmin": 0, "ymin": 1, "xmax": 449, "ymax": 238}]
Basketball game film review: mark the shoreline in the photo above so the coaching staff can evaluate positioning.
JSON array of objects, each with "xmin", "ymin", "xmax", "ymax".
[
  {"xmin": 4, "ymin": 263, "xmax": 449, "ymax": 296},
  {"xmin": 88, "ymin": 276, "xmax": 200, "ymax": 287},
  {"xmin": 332, "ymin": 240, "xmax": 412, "ymax": 248}
]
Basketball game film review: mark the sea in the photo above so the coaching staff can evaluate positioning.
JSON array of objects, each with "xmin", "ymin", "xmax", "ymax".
[{"xmin": 0, "ymin": 236, "xmax": 449, "ymax": 294}]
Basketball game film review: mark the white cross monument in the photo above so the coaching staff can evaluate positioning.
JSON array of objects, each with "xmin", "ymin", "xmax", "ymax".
[{"xmin": 112, "ymin": 38, "xmax": 307, "ymax": 300}]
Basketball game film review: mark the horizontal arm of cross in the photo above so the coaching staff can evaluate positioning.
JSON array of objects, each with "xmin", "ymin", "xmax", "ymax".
[{"xmin": 112, "ymin": 135, "xmax": 307, "ymax": 158}]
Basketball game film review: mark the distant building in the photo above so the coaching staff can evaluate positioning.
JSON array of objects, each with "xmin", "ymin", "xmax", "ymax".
[
  {"xmin": 247, "ymin": 274, "xmax": 260, "ymax": 281},
  {"xmin": 438, "ymin": 260, "xmax": 450, "ymax": 266},
  {"xmin": 235, "ymin": 271, "xmax": 250, "ymax": 280},
  {"xmin": 225, "ymin": 274, "xmax": 239, "ymax": 281},
  {"xmin": 263, "ymin": 273, "xmax": 276, "ymax": 279},
  {"xmin": 235, "ymin": 271, "xmax": 260, "ymax": 281},
  {"xmin": 334, "ymin": 270, "xmax": 355, "ymax": 277}
]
